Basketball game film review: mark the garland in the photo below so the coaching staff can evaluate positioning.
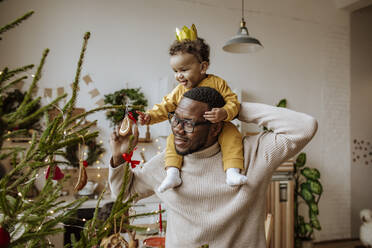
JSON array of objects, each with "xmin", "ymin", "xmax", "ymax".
[
  {"xmin": 104, "ymin": 88, "xmax": 148, "ymax": 126},
  {"xmin": 64, "ymin": 138, "xmax": 105, "ymax": 167}
]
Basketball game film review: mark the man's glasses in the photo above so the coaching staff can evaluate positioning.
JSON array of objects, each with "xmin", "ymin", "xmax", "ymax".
[{"xmin": 168, "ymin": 112, "xmax": 211, "ymax": 133}]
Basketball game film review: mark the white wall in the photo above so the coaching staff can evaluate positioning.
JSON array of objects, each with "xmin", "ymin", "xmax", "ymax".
[
  {"xmin": 350, "ymin": 5, "xmax": 372, "ymax": 238},
  {"xmin": 0, "ymin": 0, "xmax": 351, "ymax": 241}
]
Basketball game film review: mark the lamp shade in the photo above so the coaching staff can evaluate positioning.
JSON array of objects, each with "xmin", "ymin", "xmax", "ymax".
[{"xmin": 223, "ymin": 25, "xmax": 263, "ymax": 53}]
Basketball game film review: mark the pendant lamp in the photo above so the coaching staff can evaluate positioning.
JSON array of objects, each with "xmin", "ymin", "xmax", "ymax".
[{"xmin": 223, "ymin": 0, "xmax": 263, "ymax": 53}]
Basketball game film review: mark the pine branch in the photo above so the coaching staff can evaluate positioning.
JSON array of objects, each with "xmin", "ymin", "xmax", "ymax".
[
  {"xmin": 0, "ymin": 11, "xmax": 34, "ymax": 36},
  {"xmin": 62, "ymin": 32, "xmax": 90, "ymax": 124},
  {"xmin": 0, "ymin": 75, "xmax": 27, "ymax": 93}
]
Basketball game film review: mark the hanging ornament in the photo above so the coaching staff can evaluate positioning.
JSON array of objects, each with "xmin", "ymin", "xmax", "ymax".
[
  {"xmin": 119, "ymin": 115, "xmax": 132, "ymax": 136},
  {"xmin": 83, "ymin": 160, "xmax": 88, "ymax": 167},
  {"xmin": 45, "ymin": 165, "xmax": 64, "ymax": 181},
  {"xmin": 74, "ymin": 160, "xmax": 87, "ymax": 192},
  {"xmin": 0, "ymin": 226, "xmax": 10, "ymax": 248}
]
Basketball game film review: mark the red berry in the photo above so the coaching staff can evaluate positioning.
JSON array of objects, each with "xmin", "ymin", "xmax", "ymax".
[{"xmin": 0, "ymin": 227, "xmax": 10, "ymax": 248}]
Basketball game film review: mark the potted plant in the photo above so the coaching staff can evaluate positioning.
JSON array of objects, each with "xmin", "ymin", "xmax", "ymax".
[{"xmin": 294, "ymin": 152, "xmax": 323, "ymax": 248}]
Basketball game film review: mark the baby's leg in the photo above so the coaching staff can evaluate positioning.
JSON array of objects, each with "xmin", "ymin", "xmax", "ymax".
[
  {"xmin": 158, "ymin": 133, "xmax": 183, "ymax": 193},
  {"xmin": 219, "ymin": 122, "xmax": 248, "ymax": 186}
]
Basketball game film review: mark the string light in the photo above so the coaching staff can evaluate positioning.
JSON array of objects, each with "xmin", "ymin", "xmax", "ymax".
[
  {"xmin": 50, "ymin": 210, "xmax": 54, "ymax": 214},
  {"xmin": 7, "ymin": 131, "xmax": 11, "ymax": 134},
  {"xmin": 96, "ymin": 160, "xmax": 100, "ymax": 164},
  {"xmin": 155, "ymin": 139, "xmax": 159, "ymax": 142},
  {"xmin": 99, "ymin": 140, "xmax": 103, "ymax": 144},
  {"xmin": 82, "ymin": 218, "xmax": 86, "ymax": 222},
  {"xmin": 97, "ymin": 166, "xmax": 101, "ymax": 170},
  {"xmin": 18, "ymin": 192, "xmax": 22, "ymax": 197},
  {"xmin": 142, "ymin": 148, "xmax": 146, "ymax": 152},
  {"xmin": 84, "ymin": 152, "xmax": 87, "ymax": 156},
  {"xmin": 97, "ymin": 174, "xmax": 101, "ymax": 178}
]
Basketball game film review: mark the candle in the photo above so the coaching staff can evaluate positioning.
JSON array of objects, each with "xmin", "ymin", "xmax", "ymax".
[{"xmin": 159, "ymin": 203, "xmax": 162, "ymax": 234}]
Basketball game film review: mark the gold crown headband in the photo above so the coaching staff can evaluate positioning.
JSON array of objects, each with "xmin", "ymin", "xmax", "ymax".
[{"xmin": 176, "ymin": 24, "xmax": 198, "ymax": 41}]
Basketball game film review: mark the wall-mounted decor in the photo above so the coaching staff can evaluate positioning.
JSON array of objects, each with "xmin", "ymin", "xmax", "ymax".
[{"xmin": 351, "ymin": 138, "xmax": 372, "ymax": 165}]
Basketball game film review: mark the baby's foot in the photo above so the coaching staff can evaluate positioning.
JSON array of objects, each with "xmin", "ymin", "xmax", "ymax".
[
  {"xmin": 158, "ymin": 167, "xmax": 182, "ymax": 193},
  {"xmin": 226, "ymin": 168, "xmax": 248, "ymax": 186}
]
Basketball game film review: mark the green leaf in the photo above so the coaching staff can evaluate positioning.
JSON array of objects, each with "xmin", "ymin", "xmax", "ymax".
[
  {"xmin": 301, "ymin": 167, "xmax": 320, "ymax": 180},
  {"xmin": 299, "ymin": 223, "xmax": 306, "ymax": 236},
  {"xmin": 304, "ymin": 223, "xmax": 313, "ymax": 234},
  {"xmin": 276, "ymin": 99, "xmax": 287, "ymax": 108},
  {"xmin": 309, "ymin": 179, "xmax": 323, "ymax": 195},
  {"xmin": 310, "ymin": 212, "xmax": 321, "ymax": 230},
  {"xmin": 309, "ymin": 201, "xmax": 319, "ymax": 215},
  {"xmin": 295, "ymin": 153, "xmax": 306, "ymax": 168},
  {"xmin": 300, "ymin": 188, "xmax": 314, "ymax": 202}
]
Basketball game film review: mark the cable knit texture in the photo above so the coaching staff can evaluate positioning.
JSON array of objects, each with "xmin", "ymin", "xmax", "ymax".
[{"xmin": 109, "ymin": 102, "xmax": 318, "ymax": 248}]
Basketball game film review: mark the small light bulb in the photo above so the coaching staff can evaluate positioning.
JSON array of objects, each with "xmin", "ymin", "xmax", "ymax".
[
  {"xmin": 97, "ymin": 166, "xmax": 101, "ymax": 169},
  {"xmin": 96, "ymin": 160, "xmax": 99, "ymax": 164},
  {"xmin": 18, "ymin": 192, "xmax": 22, "ymax": 197},
  {"xmin": 158, "ymin": 146, "xmax": 161, "ymax": 150},
  {"xmin": 155, "ymin": 139, "xmax": 159, "ymax": 142},
  {"xmin": 84, "ymin": 152, "xmax": 87, "ymax": 156},
  {"xmin": 97, "ymin": 174, "xmax": 101, "ymax": 178},
  {"xmin": 7, "ymin": 131, "xmax": 11, "ymax": 134},
  {"xmin": 50, "ymin": 210, "xmax": 54, "ymax": 214},
  {"xmin": 99, "ymin": 140, "xmax": 103, "ymax": 144},
  {"xmin": 28, "ymin": 141, "xmax": 32, "ymax": 144},
  {"xmin": 6, "ymin": 138, "xmax": 10, "ymax": 141},
  {"xmin": 82, "ymin": 218, "xmax": 86, "ymax": 222},
  {"xmin": 36, "ymin": 173, "xmax": 39, "ymax": 177},
  {"xmin": 31, "ymin": 74, "xmax": 35, "ymax": 78}
]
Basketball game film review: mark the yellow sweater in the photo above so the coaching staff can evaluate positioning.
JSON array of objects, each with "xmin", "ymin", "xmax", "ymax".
[{"xmin": 147, "ymin": 74, "xmax": 240, "ymax": 124}]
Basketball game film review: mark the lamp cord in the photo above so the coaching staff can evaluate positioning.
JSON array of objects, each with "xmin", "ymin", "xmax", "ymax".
[{"xmin": 242, "ymin": 0, "xmax": 244, "ymax": 20}]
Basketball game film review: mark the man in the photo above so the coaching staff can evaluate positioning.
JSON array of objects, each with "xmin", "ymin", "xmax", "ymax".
[{"xmin": 109, "ymin": 87, "xmax": 317, "ymax": 248}]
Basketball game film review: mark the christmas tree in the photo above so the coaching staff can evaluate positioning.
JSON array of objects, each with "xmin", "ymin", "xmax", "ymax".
[{"xmin": 1, "ymin": 10, "xmax": 158, "ymax": 248}]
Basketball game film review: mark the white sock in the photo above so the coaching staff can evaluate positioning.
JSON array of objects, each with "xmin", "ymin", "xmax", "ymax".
[
  {"xmin": 158, "ymin": 167, "xmax": 182, "ymax": 193},
  {"xmin": 226, "ymin": 168, "xmax": 248, "ymax": 186}
]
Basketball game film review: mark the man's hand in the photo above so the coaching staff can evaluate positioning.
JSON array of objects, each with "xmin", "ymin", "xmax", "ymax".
[
  {"xmin": 110, "ymin": 119, "xmax": 139, "ymax": 167},
  {"xmin": 136, "ymin": 111, "xmax": 151, "ymax": 125},
  {"xmin": 203, "ymin": 108, "xmax": 227, "ymax": 123}
]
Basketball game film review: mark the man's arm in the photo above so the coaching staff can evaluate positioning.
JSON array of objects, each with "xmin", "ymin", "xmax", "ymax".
[
  {"xmin": 238, "ymin": 102, "xmax": 318, "ymax": 171},
  {"xmin": 108, "ymin": 121, "xmax": 161, "ymax": 200}
]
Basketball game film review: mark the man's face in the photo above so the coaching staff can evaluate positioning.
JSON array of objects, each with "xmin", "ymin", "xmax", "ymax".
[
  {"xmin": 171, "ymin": 97, "xmax": 218, "ymax": 155},
  {"xmin": 170, "ymin": 53, "xmax": 208, "ymax": 89}
]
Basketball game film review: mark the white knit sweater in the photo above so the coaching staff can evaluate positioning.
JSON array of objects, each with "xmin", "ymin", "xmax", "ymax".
[{"xmin": 109, "ymin": 102, "xmax": 318, "ymax": 248}]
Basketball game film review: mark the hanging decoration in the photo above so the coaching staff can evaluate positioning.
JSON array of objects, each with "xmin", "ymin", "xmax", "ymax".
[
  {"xmin": 45, "ymin": 164, "xmax": 64, "ymax": 181},
  {"xmin": 74, "ymin": 143, "xmax": 88, "ymax": 192}
]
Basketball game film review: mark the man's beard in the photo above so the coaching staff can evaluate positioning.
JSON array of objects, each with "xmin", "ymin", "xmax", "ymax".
[{"xmin": 174, "ymin": 135, "xmax": 208, "ymax": 156}]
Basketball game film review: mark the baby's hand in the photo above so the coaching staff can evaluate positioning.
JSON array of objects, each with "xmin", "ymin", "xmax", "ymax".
[
  {"xmin": 203, "ymin": 108, "xmax": 227, "ymax": 123},
  {"xmin": 136, "ymin": 111, "xmax": 151, "ymax": 125}
]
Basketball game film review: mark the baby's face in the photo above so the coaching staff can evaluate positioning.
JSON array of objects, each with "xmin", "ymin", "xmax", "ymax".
[{"xmin": 170, "ymin": 52, "xmax": 207, "ymax": 89}]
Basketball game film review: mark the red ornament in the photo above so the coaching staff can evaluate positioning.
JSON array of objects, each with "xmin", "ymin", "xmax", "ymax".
[
  {"xmin": 128, "ymin": 111, "xmax": 137, "ymax": 123},
  {"xmin": 0, "ymin": 227, "xmax": 10, "ymax": 248},
  {"xmin": 122, "ymin": 148, "xmax": 140, "ymax": 168},
  {"xmin": 83, "ymin": 160, "xmax": 88, "ymax": 167},
  {"xmin": 45, "ymin": 165, "xmax": 65, "ymax": 181}
]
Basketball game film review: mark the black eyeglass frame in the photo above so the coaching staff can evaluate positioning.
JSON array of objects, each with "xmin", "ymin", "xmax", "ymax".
[{"xmin": 168, "ymin": 112, "xmax": 211, "ymax": 133}]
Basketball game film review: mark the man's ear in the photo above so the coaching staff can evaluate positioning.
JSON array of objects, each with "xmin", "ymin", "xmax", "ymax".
[
  {"xmin": 210, "ymin": 122, "xmax": 223, "ymax": 138},
  {"xmin": 200, "ymin": 61, "xmax": 209, "ymax": 74}
]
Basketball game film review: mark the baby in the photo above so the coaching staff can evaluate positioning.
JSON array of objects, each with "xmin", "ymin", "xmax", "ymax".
[{"xmin": 137, "ymin": 25, "xmax": 247, "ymax": 193}]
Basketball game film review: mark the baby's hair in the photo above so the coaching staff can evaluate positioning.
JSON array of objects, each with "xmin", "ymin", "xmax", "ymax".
[
  {"xmin": 183, "ymin": 87, "xmax": 225, "ymax": 110},
  {"xmin": 169, "ymin": 37, "xmax": 210, "ymax": 63}
]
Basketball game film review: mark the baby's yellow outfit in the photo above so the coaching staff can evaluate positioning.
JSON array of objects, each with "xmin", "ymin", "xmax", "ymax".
[{"xmin": 146, "ymin": 74, "xmax": 244, "ymax": 171}]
